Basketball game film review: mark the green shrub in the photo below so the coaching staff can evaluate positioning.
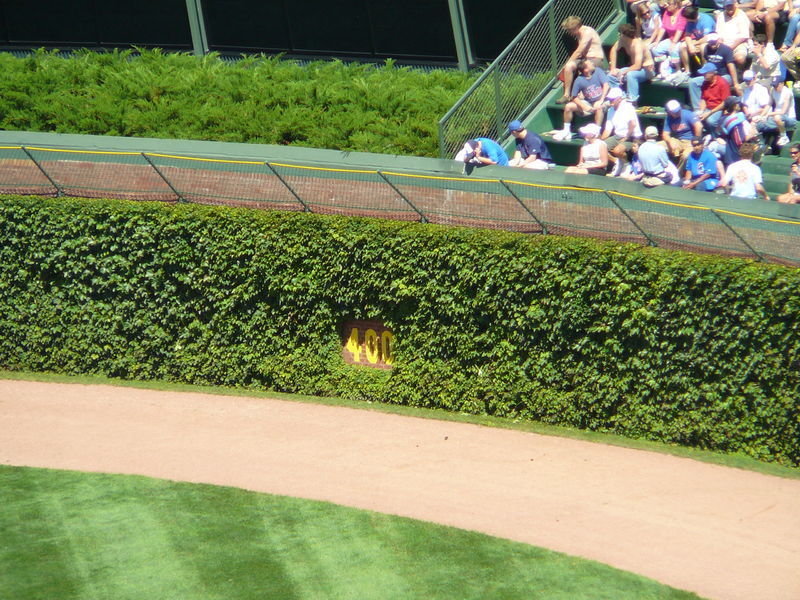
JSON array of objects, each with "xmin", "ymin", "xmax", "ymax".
[
  {"xmin": 0, "ymin": 49, "xmax": 476, "ymax": 157},
  {"xmin": 1, "ymin": 194, "xmax": 798, "ymax": 465}
]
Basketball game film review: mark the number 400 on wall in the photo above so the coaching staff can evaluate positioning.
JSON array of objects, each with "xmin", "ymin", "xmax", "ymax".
[{"xmin": 342, "ymin": 321, "xmax": 394, "ymax": 369}]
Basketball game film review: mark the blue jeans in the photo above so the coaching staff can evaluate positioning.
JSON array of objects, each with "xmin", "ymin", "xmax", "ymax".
[
  {"xmin": 620, "ymin": 68, "xmax": 653, "ymax": 103},
  {"xmin": 704, "ymin": 110, "xmax": 724, "ymax": 133},
  {"xmin": 688, "ymin": 74, "xmax": 733, "ymax": 110},
  {"xmin": 783, "ymin": 13, "xmax": 800, "ymax": 47}
]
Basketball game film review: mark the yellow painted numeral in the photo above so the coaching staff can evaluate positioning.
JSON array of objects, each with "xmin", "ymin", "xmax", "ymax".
[
  {"xmin": 381, "ymin": 331, "xmax": 394, "ymax": 365},
  {"xmin": 346, "ymin": 327, "xmax": 361, "ymax": 363},
  {"xmin": 364, "ymin": 329, "xmax": 379, "ymax": 364}
]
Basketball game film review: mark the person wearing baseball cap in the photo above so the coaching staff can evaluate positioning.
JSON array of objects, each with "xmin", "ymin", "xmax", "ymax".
[
  {"xmin": 683, "ymin": 136, "xmax": 722, "ymax": 192},
  {"xmin": 740, "ymin": 69, "xmax": 771, "ymax": 124},
  {"xmin": 687, "ymin": 31, "xmax": 740, "ymax": 110},
  {"xmin": 638, "ymin": 125, "xmax": 674, "ymax": 187},
  {"xmin": 565, "ymin": 122, "xmax": 609, "ymax": 176},
  {"xmin": 600, "ymin": 86, "xmax": 642, "ymax": 152},
  {"xmin": 507, "ymin": 120, "xmax": 553, "ymax": 169},
  {"xmin": 696, "ymin": 62, "xmax": 730, "ymax": 132},
  {"xmin": 663, "ymin": 99, "xmax": 702, "ymax": 169}
]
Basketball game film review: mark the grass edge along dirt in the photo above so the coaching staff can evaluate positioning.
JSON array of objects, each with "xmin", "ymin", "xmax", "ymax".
[
  {"xmin": 2, "ymin": 370, "xmax": 797, "ymax": 481},
  {"xmin": 0, "ymin": 464, "xmax": 704, "ymax": 600}
]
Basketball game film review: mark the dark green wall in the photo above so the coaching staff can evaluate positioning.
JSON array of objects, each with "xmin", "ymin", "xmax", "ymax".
[{"xmin": 0, "ymin": 0, "xmax": 547, "ymax": 63}]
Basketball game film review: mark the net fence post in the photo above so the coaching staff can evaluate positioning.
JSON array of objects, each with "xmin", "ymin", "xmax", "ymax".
[
  {"xmin": 264, "ymin": 162, "xmax": 311, "ymax": 212},
  {"xmin": 547, "ymin": 6, "xmax": 560, "ymax": 75},
  {"xmin": 21, "ymin": 147, "xmax": 62, "ymax": 197},
  {"xmin": 710, "ymin": 209, "xmax": 764, "ymax": 262},
  {"xmin": 499, "ymin": 180, "xmax": 548, "ymax": 234},
  {"xmin": 141, "ymin": 153, "xmax": 185, "ymax": 202},
  {"xmin": 604, "ymin": 191, "xmax": 658, "ymax": 247},
  {"xmin": 493, "ymin": 68, "xmax": 504, "ymax": 139},
  {"xmin": 377, "ymin": 171, "xmax": 428, "ymax": 223}
]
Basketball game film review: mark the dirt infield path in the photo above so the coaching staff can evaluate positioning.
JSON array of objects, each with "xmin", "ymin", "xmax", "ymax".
[{"xmin": 1, "ymin": 380, "xmax": 799, "ymax": 600}]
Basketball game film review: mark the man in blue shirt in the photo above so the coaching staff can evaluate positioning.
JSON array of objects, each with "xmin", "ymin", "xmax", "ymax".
[
  {"xmin": 683, "ymin": 136, "xmax": 721, "ymax": 191},
  {"xmin": 462, "ymin": 138, "xmax": 509, "ymax": 167},
  {"xmin": 681, "ymin": 6, "xmax": 716, "ymax": 72},
  {"xmin": 507, "ymin": 120, "xmax": 553, "ymax": 168},
  {"xmin": 553, "ymin": 59, "xmax": 611, "ymax": 140},
  {"xmin": 663, "ymin": 99, "xmax": 703, "ymax": 168}
]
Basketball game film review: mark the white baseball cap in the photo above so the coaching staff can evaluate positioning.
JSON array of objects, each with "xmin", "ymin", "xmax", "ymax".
[{"xmin": 579, "ymin": 123, "xmax": 601, "ymax": 137}]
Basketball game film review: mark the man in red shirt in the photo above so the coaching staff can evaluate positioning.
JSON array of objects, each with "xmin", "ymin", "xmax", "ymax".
[{"xmin": 697, "ymin": 62, "xmax": 730, "ymax": 132}]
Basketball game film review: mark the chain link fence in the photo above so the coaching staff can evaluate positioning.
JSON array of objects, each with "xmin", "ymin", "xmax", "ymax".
[
  {"xmin": 438, "ymin": 0, "xmax": 624, "ymax": 159},
  {"xmin": 1, "ymin": 144, "xmax": 798, "ymax": 266}
]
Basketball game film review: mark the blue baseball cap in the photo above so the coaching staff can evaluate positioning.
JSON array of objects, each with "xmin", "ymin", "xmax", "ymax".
[
  {"xmin": 508, "ymin": 120, "xmax": 525, "ymax": 132},
  {"xmin": 698, "ymin": 63, "xmax": 717, "ymax": 75}
]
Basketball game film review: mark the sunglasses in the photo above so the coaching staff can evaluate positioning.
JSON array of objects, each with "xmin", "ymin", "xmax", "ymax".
[{"xmin": 791, "ymin": 151, "xmax": 799, "ymax": 155}]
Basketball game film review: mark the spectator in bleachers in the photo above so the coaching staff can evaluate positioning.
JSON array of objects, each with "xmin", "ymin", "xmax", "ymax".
[
  {"xmin": 696, "ymin": 63, "xmax": 732, "ymax": 131},
  {"xmin": 456, "ymin": 138, "xmax": 510, "ymax": 167},
  {"xmin": 719, "ymin": 96, "xmax": 760, "ymax": 164},
  {"xmin": 617, "ymin": 140, "xmax": 646, "ymax": 180},
  {"xmin": 688, "ymin": 34, "xmax": 741, "ymax": 109},
  {"xmin": 636, "ymin": 2, "xmax": 663, "ymax": 46},
  {"xmin": 663, "ymin": 99, "xmax": 703, "ymax": 167},
  {"xmin": 778, "ymin": 1, "xmax": 800, "ymax": 50},
  {"xmin": 609, "ymin": 23, "xmax": 656, "ymax": 104},
  {"xmin": 680, "ymin": 5, "xmax": 717, "ymax": 72},
  {"xmin": 683, "ymin": 136, "xmax": 724, "ymax": 190},
  {"xmin": 601, "ymin": 87, "xmax": 644, "ymax": 150},
  {"xmin": 652, "ymin": 0, "xmax": 689, "ymax": 59},
  {"xmin": 749, "ymin": 34, "xmax": 782, "ymax": 83},
  {"xmin": 716, "ymin": 0, "xmax": 754, "ymax": 68},
  {"xmin": 507, "ymin": 120, "xmax": 554, "ymax": 169},
  {"xmin": 746, "ymin": 0, "xmax": 787, "ymax": 46},
  {"xmin": 553, "ymin": 59, "xmax": 612, "ymax": 140},
  {"xmin": 741, "ymin": 69, "xmax": 772, "ymax": 124},
  {"xmin": 639, "ymin": 125, "xmax": 676, "ymax": 185},
  {"xmin": 565, "ymin": 123, "xmax": 610, "ymax": 175},
  {"xmin": 776, "ymin": 143, "xmax": 800, "ymax": 202},
  {"xmin": 720, "ymin": 141, "xmax": 770, "ymax": 199},
  {"xmin": 756, "ymin": 75, "xmax": 797, "ymax": 145},
  {"xmin": 557, "ymin": 16, "xmax": 606, "ymax": 104}
]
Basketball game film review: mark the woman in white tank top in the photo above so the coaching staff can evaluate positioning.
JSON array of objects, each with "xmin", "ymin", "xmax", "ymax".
[{"xmin": 566, "ymin": 123, "xmax": 609, "ymax": 175}]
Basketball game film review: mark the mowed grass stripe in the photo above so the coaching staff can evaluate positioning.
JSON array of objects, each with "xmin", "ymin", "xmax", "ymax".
[{"xmin": 0, "ymin": 466, "xmax": 703, "ymax": 600}]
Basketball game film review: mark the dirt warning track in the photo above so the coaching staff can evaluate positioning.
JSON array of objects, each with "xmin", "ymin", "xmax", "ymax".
[{"xmin": 1, "ymin": 380, "xmax": 798, "ymax": 600}]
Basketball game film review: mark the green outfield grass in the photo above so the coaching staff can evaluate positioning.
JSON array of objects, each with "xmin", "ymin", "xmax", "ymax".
[
  {"xmin": 0, "ymin": 465, "xmax": 702, "ymax": 600},
  {"xmin": 3, "ymin": 370, "xmax": 799, "ymax": 480}
]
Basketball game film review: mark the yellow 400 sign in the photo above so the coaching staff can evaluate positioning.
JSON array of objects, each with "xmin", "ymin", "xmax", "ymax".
[{"xmin": 342, "ymin": 320, "xmax": 394, "ymax": 369}]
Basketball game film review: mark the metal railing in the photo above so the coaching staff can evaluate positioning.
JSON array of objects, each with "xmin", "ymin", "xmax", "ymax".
[
  {"xmin": 438, "ymin": 0, "xmax": 624, "ymax": 159},
  {"xmin": 1, "ymin": 143, "xmax": 799, "ymax": 267}
]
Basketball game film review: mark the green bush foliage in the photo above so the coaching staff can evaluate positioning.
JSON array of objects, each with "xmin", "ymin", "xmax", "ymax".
[
  {"xmin": 1, "ymin": 195, "xmax": 798, "ymax": 465},
  {"xmin": 0, "ymin": 49, "xmax": 476, "ymax": 157}
]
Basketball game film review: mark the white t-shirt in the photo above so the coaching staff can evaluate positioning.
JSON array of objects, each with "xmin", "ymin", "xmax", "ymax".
[
  {"xmin": 742, "ymin": 82, "xmax": 770, "ymax": 118},
  {"xmin": 715, "ymin": 10, "xmax": 751, "ymax": 49},
  {"xmin": 772, "ymin": 86, "xmax": 796, "ymax": 118},
  {"xmin": 751, "ymin": 44, "xmax": 781, "ymax": 82},
  {"xmin": 605, "ymin": 100, "xmax": 643, "ymax": 139},
  {"xmin": 722, "ymin": 159, "xmax": 763, "ymax": 199}
]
